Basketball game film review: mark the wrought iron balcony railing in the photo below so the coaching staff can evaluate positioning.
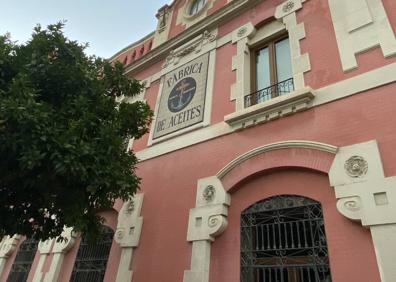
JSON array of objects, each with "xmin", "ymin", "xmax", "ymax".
[{"xmin": 244, "ymin": 78, "xmax": 294, "ymax": 108}]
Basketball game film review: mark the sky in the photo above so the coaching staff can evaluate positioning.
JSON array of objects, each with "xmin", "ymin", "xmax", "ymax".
[{"xmin": 0, "ymin": 0, "xmax": 171, "ymax": 58}]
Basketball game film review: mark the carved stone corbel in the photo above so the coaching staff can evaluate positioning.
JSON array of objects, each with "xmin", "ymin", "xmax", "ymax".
[
  {"xmin": 183, "ymin": 176, "xmax": 231, "ymax": 282},
  {"xmin": 0, "ymin": 235, "xmax": 21, "ymax": 277},
  {"xmin": 329, "ymin": 140, "xmax": 396, "ymax": 282},
  {"xmin": 42, "ymin": 227, "xmax": 77, "ymax": 282},
  {"xmin": 114, "ymin": 194, "xmax": 144, "ymax": 282}
]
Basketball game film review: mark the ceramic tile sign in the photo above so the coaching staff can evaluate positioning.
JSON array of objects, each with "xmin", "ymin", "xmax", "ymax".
[{"xmin": 153, "ymin": 53, "xmax": 209, "ymax": 139}]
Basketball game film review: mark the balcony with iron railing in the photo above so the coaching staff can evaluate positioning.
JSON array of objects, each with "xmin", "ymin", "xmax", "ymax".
[
  {"xmin": 224, "ymin": 77, "xmax": 315, "ymax": 130},
  {"xmin": 244, "ymin": 78, "xmax": 294, "ymax": 108}
]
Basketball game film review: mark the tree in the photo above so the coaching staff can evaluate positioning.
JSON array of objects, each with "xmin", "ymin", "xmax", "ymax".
[{"xmin": 0, "ymin": 23, "xmax": 153, "ymax": 240}]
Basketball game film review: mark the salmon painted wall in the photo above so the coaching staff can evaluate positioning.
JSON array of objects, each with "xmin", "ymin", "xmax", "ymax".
[{"xmin": 131, "ymin": 82, "xmax": 396, "ymax": 281}]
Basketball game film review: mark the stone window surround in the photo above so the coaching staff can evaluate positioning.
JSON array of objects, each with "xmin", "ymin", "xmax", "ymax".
[
  {"xmin": 184, "ymin": 139, "xmax": 396, "ymax": 282},
  {"xmin": 227, "ymin": 0, "xmax": 313, "ymax": 129},
  {"xmin": 185, "ymin": 0, "xmax": 209, "ymax": 19},
  {"xmin": 176, "ymin": 0, "xmax": 216, "ymax": 28}
]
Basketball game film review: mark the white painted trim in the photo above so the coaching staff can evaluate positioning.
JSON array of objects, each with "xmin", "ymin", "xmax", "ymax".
[
  {"xmin": 137, "ymin": 122, "xmax": 231, "ymax": 160},
  {"xmin": 314, "ymin": 62, "xmax": 396, "ymax": 106},
  {"xmin": 147, "ymin": 77, "xmax": 164, "ymax": 147},
  {"xmin": 216, "ymin": 140, "xmax": 338, "ymax": 179}
]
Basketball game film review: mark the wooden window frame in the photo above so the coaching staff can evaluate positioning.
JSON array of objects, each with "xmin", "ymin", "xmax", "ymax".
[
  {"xmin": 250, "ymin": 32, "xmax": 289, "ymax": 103},
  {"xmin": 189, "ymin": 0, "xmax": 206, "ymax": 16}
]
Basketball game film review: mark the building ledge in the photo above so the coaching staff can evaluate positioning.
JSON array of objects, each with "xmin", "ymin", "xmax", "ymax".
[{"xmin": 224, "ymin": 87, "xmax": 315, "ymax": 130}]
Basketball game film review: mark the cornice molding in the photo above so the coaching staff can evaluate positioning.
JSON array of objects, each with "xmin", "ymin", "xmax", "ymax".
[
  {"xmin": 108, "ymin": 32, "xmax": 155, "ymax": 62},
  {"xmin": 124, "ymin": 0, "xmax": 263, "ymax": 76},
  {"xmin": 216, "ymin": 140, "xmax": 338, "ymax": 179}
]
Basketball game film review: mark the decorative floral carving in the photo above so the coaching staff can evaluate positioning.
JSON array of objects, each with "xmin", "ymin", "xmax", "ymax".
[
  {"xmin": 163, "ymin": 30, "xmax": 216, "ymax": 68},
  {"xmin": 237, "ymin": 27, "xmax": 247, "ymax": 37},
  {"xmin": 202, "ymin": 30, "xmax": 216, "ymax": 42},
  {"xmin": 282, "ymin": 1, "xmax": 295, "ymax": 13},
  {"xmin": 344, "ymin": 156, "xmax": 368, "ymax": 178},
  {"xmin": 203, "ymin": 185, "xmax": 215, "ymax": 202},
  {"xmin": 179, "ymin": 44, "xmax": 198, "ymax": 57},
  {"xmin": 208, "ymin": 215, "xmax": 219, "ymax": 227},
  {"xmin": 115, "ymin": 229, "xmax": 124, "ymax": 241},
  {"xmin": 125, "ymin": 200, "xmax": 135, "ymax": 214},
  {"xmin": 343, "ymin": 198, "xmax": 361, "ymax": 211}
]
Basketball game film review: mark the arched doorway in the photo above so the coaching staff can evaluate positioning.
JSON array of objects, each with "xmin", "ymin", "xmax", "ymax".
[{"xmin": 241, "ymin": 195, "xmax": 331, "ymax": 282}]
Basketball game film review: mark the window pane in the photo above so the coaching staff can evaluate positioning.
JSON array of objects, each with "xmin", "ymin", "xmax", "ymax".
[
  {"xmin": 70, "ymin": 225, "xmax": 114, "ymax": 282},
  {"xmin": 241, "ymin": 195, "xmax": 332, "ymax": 282},
  {"xmin": 190, "ymin": 0, "xmax": 205, "ymax": 15},
  {"xmin": 7, "ymin": 238, "xmax": 38, "ymax": 282},
  {"xmin": 256, "ymin": 47, "xmax": 271, "ymax": 102},
  {"xmin": 275, "ymin": 38, "xmax": 293, "ymax": 82}
]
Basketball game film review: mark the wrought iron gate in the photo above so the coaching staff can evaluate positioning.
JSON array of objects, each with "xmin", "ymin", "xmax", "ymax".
[
  {"xmin": 241, "ymin": 195, "xmax": 332, "ymax": 282},
  {"xmin": 70, "ymin": 225, "xmax": 114, "ymax": 282},
  {"xmin": 7, "ymin": 238, "xmax": 38, "ymax": 282}
]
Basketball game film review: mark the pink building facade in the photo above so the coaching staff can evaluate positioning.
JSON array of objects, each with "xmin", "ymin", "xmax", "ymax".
[{"xmin": 2, "ymin": 0, "xmax": 396, "ymax": 281}]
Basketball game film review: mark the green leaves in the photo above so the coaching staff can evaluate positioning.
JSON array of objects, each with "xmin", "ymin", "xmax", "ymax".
[{"xmin": 0, "ymin": 23, "xmax": 153, "ymax": 240}]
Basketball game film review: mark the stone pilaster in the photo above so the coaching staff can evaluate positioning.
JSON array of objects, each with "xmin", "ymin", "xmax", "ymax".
[
  {"xmin": 32, "ymin": 239, "xmax": 54, "ymax": 282},
  {"xmin": 43, "ymin": 227, "xmax": 76, "ymax": 282},
  {"xmin": 183, "ymin": 176, "xmax": 231, "ymax": 282},
  {"xmin": 0, "ymin": 235, "xmax": 21, "ymax": 277},
  {"xmin": 114, "ymin": 194, "xmax": 144, "ymax": 282}
]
